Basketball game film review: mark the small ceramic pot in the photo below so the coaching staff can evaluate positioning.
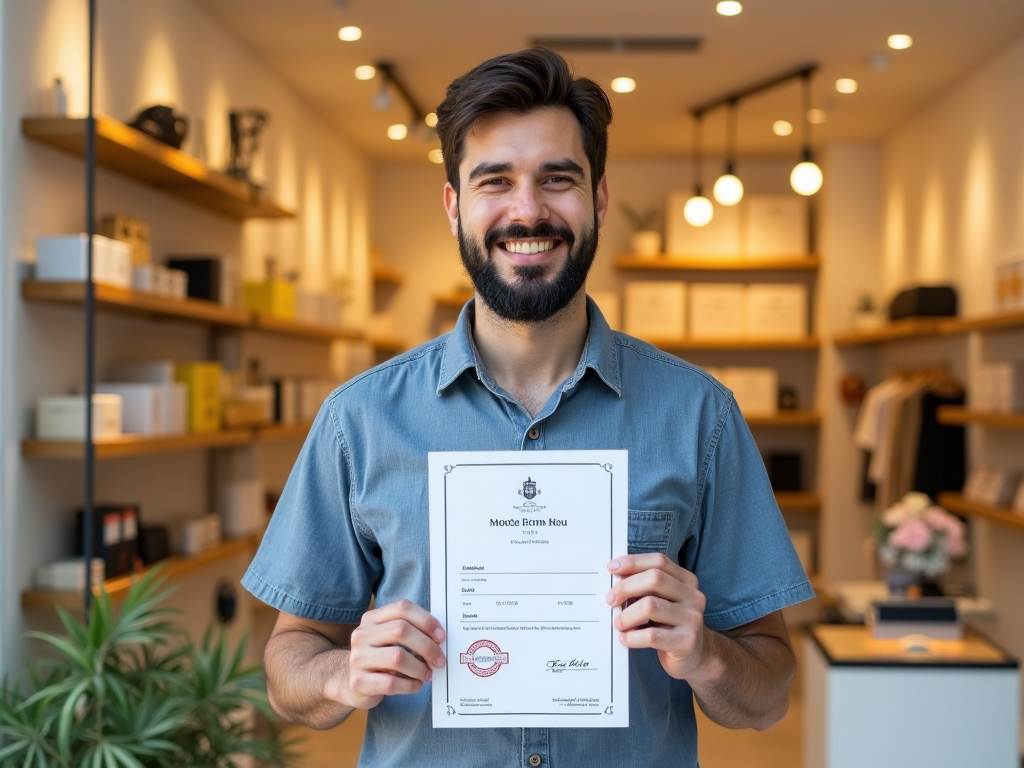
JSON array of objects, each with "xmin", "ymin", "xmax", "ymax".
[{"xmin": 630, "ymin": 230, "xmax": 662, "ymax": 258}]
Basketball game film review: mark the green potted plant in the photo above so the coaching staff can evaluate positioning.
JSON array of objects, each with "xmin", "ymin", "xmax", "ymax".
[
  {"xmin": 620, "ymin": 204, "xmax": 661, "ymax": 257},
  {"xmin": 0, "ymin": 569, "xmax": 296, "ymax": 767}
]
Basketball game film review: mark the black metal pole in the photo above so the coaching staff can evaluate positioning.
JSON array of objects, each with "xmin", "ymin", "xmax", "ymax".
[{"xmin": 82, "ymin": 0, "xmax": 97, "ymax": 617}]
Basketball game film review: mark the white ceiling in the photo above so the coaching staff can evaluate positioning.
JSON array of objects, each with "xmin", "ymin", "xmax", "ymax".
[{"xmin": 193, "ymin": 0, "xmax": 1024, "ymax": 163}]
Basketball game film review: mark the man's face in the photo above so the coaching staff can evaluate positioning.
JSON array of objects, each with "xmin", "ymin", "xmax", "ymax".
[{"xmin": 443, "ymin": 107, "xmax": 609, "ymax": 323}]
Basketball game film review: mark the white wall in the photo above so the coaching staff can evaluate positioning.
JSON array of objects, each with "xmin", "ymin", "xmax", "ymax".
[
  {"xmin": 0, "ymin": 0, "xmax": 371, "ymax": 675},
  {"xmin": 878, "ymin": 33, "xmax": 1024, "ymax": 734}
]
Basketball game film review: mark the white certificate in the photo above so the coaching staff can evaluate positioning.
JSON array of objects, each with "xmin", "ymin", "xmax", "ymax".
[{"xmin": 429, "ymin": 450, "xmax": 629, "ymax": 728}]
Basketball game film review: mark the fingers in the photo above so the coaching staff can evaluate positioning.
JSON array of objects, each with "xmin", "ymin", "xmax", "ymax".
[
  {"xmin": 372, "ymin": 599, "xmax": 447, "ymax": 644},
  {"xmin": 614, "ymin": 593, "xmax": 706, "ymax": 633},
  {"xmin": 605, "ymin": 553, "xmax": 698, "ymax": 608}
]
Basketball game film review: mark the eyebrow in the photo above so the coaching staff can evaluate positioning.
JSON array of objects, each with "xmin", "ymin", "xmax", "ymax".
[{"xmin": 466, "ymin": 158, "xmax": 586, "ymax": 182}]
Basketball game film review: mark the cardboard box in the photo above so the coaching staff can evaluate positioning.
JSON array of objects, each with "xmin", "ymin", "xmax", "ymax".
[
  {"xmin": 689, "ymin": 283, "xmax": 745, "ymax": 339},
  {"xmin": 666, "ymin": 190, "xmax": 741, "ymax": 256},
  {"xmin": 244, "ymin": 280, "xmax": 296, "ymax": 319},
  {"xmin": 174, "ymin": 362, "xmax": 222, "ymax": 433},
  {"xmin": 719, "ymin": 367, "xmax": 779, "ymax": 415},
  {"xmin": 35, "ymin": 234, "xmax": 132, "ymax": 288},
  {"xmin": 742, "ymin": 195, "xmax": 807, "ymax": 256},
  {"xmin": 624, "ymin": 281, "xmax": 686, "ymax": 339},
  {"xmin": 746, "ymin": 284, "xmax": 808, "ymax": 339},
  {"xmin": 98, "ymin": 214, "xmax": 151, "ymax": 265},
  {"xmin": 36, "ymin": 394, "xmax": 122, "ymax": 439}
]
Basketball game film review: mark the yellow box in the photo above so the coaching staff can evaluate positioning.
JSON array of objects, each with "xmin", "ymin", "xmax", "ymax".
[
  {"xmin": 243, "ymin": 281, "xmax": 296, "ymax": 319},
  {"xmin": 174, "ymin": 362, "xmax": 222, "ymax": 433}
]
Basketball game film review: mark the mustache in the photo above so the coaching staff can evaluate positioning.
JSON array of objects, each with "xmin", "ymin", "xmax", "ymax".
[{"xmin": 483, "ymin": 223, "xmax": 576, "ymax": 252}]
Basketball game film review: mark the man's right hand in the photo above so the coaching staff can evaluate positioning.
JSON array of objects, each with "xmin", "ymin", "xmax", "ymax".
[{"xmin": 338, "ymin": 599, "xmax": 448, "ymax": 710}]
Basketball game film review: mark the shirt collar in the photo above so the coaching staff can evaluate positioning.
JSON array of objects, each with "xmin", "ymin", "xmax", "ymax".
[{"xmin": 436, "ymin": 296, "xmax": 622, "ymax": 397}]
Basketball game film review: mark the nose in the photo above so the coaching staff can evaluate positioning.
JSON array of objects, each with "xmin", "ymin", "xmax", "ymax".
[{"xmin": 506, "ymin": 181, "xmax": 548, "ymax": 226}]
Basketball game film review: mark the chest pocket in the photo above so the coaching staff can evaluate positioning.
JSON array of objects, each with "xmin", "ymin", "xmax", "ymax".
[{"xmin": 627, "ymin": 510, "xmax": 674, "ymax": 555}]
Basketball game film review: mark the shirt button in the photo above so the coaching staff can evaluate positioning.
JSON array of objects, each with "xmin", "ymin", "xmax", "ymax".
[
  {"xmin": 528, "ymin": 428, "xmax": 540, "ymax": 440},
  {"xmin": 528, "ymin": 755, "xmax": 543, "ymax": 767}
]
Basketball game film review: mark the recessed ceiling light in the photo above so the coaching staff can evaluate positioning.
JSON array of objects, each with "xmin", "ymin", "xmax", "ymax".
[
  {"xmin": 387, "ymin": 124, "xmax": 408, "ymax": 140},
  {"xmin": 428, "ymin": 149, "xmax": 444, "ymax": 164},
  {"xmin": 610, "ymin": 77, "xmax": 636, "ymax": 93},
  {"xmin": 835, "ymin": 78, "xmax": 858, "ymax": 94},
  {"xmin": 716, "ymin": 1, "xmax": 743, "ymax": 16},
  {"xmin": 354, "ymin": 65, "xmax": 376, "ymax": 80},
  {"xmin": 807, "ymin": 108, "xmax": 827, "ymax": 124},
  {"xmin": 773, "ymin": 120, "xmax": 793, "ymax": 136},
  {"xmin": 425, "ymin": 112, "xmax": 438, "ymax": 128},
  {"xmin": 338, "ymin": 26, "xmax": 362, "ymax": 42},
  {"xmin": 888, "ymin": 34, "xmax": 913, "ymax": 50}
]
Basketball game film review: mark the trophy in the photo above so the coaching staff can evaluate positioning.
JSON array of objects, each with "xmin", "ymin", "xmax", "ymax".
[{"xmin": 226, "ymin": 109, "xmax": 269, "ymax": 187}]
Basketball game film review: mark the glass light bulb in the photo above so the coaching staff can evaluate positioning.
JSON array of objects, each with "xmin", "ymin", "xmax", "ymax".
[
  {"xmin": 683, "ymin": 195, "xmax": 714, "ymax": 227},
  {"xmin": 716, "ymin": 1, "xmax": 743, "ymax": 16},
  {"xmin": 888, "ymin": 34, "xmax": 913, "ymax": 50},
  {"xmin": 354, "ymin": 65, "xmax": 376, "ymax": 81},
  {"xmin": 773, "ymin": 120, "xmax": 793, "ymax": 136},
  {"xmin": 425, "ymin": 112, "xmax": 438, "ymax": 127},
  {"xmin": 807, "ymin": 108, "xmax": 827, "ymax": 124},
  {"xmin": 428, "ymin": 149, "xmax": 444, "ymax": 164},
  {"xmin": 790, "ymin": 161, "xmax": 823, "ymax": 196},
  {"xmin": 387, "ymin": 124, "xmax": 408, "ymax": 140},
  {"xmin": 338, "ymin": 26, "xmax": 362, "ymax": 42},
  {"xmin": 713, "ymin": 174, "xmax": 744, "ymax": 206},
  {"xmin": 611, "ymin": 77, "xmax": 636, "ymax": 93},
  {"xmin": 835, "ymin": 78, "xmax": 858, "ymax": 94}
]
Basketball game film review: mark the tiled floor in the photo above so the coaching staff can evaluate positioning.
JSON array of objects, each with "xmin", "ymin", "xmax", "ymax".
[{"xmin": 287, "ymin": 633, "xmax": 806, "ymax": 768}]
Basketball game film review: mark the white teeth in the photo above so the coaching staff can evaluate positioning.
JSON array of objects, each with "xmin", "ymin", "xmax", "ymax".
[{"xmin": 505, "ymin": 240, "xmax": 554, "ymax": 254}]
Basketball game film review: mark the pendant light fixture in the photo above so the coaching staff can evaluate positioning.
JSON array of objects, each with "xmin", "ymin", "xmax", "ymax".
[
  {"xmin": 790, "ymin": 71, "xmax": 823, "ymax": 196},
  {"xmin": 684, "ymin": 113, "xmax": 714, "ymax": 227},
  {"xmin": 713, "ymin": 99, "xmax": 744, "ymax": 206}
]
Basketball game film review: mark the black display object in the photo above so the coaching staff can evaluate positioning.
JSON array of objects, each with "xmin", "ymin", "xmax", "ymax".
[
  {"xmin": 227, "ymin": 109, "xmax": 269, "ymax": 184},
  {"xmin": 138, "ymin": 525, "xmax": 171, "ymax": 566},
  {"xmin": 889, "ymin": 285, "xmax": 958, "ymax": 321},
  {"xmin": 76, "ymin": 504, "xmax": 139, "ymax": 579},
  {"xmin": 129, "ymin": 105, "xmax": 189, "ymax": 149},
  {"xmin": 768, "ymin": 453, "xmax": 803, "ymax": 492},
  {"xmin": 165, "ymin": 257, "xmax": 223, "ymax": 302}
]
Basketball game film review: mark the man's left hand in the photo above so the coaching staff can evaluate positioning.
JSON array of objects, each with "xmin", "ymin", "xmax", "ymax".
[{"xmin": 606, "ymin": 553, "xmax": 709, "ymax": 680}]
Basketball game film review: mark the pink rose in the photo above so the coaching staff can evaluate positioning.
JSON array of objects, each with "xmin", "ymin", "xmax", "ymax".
[{"xmin": 889, "ymin": 518, "xmax": 933, "ymax": 553}]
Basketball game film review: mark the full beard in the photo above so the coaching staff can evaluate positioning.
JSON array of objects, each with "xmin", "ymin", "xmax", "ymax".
[{"xmin": 458, "ymin": 216, "xmax": 599, "ymax": 323}]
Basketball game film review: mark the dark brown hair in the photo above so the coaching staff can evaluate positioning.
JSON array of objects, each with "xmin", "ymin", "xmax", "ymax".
[{"xmin": 435, "ymin": 48, "xmax": 612, "ymax": 194}]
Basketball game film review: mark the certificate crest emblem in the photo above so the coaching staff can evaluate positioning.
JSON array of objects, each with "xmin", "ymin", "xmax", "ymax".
[
  {"xmin": 460, "ymin": 639, "xmax": 509, "ymax": 677},
  {"xmin": 519, "ymin": 477, "xmax": 539, "ymax": 500}
]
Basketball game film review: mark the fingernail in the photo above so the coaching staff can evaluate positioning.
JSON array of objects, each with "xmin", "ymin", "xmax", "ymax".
[
  {"xmin": 608, "ymin": 560, "xmax": 620, "ymax": 571},
  {"xmin": 425, "ymin": 668, "xmax": 432, "ymax": 681},
  {"xmin": 435, "ymin": 654, "xmax": 447, "ymax": 668},
  {"xmin": 433, "ymin": 627, "xmax": 446, "ymax": 642},
  {"xmin": 605, "ymin": 589, "xmax": 615, "ymax": 605}
]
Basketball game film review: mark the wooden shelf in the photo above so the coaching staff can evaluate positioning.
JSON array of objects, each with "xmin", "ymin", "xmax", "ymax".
[
  {"xmin": 936, "ymin": 407, "xmax": 1024, "ymax": 430},
  {"xmin": 616, "ymin": 255, "xmax": 819, "ymax": 271},
  {"xmin": 834, "ymin": 309, "xmax": 1024, "ymax": 347},
  {"xmin": 250, "ymin": 312, "xmax": 362, "ymax": 342},
  {"xmin": 23, "ymin": 430, "xmax": 254, "ymax": 460},
  {"xmin": 372, "ymin": 264, "xmax": 404, "ymax": 287},
  {"xmin": 255, "ymin": 422, "xmax": 314, "ymax": 442},
  {"xmin": 775, "ymin": 491, "xmax": 821, "ymax": 511},
  {"xmin": 369, "ymin": 336, "xmax": 406, "ymax": 355},
  {"xmin": 938, "ymin": 493, "xmax": 1024, "ymax": 532},
  {"xmin": 21, "ymin": 535, "xmax": 260, "ymax": 611},
  {"xmin": 746, "ymin": 411, "xmax": 821, "ymax": 427},
  {"xmin": 22, "ymin": 281, "xmax": 251, "ymax": 328},
  {"xmin": 435, "ymin": 292, "xmax": 473, "ymax": 309},
  {"xmin": 649, "ymin": 336, "xmax": 820, "ymax": 352},
  {"xmin": 23, "ymin": 116, "xmax": 294, "ymax": 220}
]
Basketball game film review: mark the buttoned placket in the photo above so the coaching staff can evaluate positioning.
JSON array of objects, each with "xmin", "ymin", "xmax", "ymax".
[{"xmin": 522, "ymin": 727, "xmax": 550, "ymax": 767}]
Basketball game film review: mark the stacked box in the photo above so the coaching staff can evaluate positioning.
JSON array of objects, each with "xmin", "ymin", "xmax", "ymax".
[{"xmin": 174, "ymin": 362, "xmax": 222, "ymax": 433}]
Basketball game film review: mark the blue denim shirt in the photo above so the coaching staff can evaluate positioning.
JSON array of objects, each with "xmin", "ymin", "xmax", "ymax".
[{"xmin": 243, "ymin": 298, "xmax": 814, "ymax": 768}]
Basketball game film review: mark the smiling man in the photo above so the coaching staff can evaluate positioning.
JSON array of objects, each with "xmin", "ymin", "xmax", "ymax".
[{"xmin": 244, "ymin": 48, "xmax": 814, "ymax": 767}]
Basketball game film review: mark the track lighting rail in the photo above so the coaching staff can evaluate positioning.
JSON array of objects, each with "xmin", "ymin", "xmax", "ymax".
[{"xmin": 690, "ymin": 62, "xmax": 818, "ymax": 118}]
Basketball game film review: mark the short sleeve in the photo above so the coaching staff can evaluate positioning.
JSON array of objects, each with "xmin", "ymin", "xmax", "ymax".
[
  {"xmin": 241, "ymin": 397, "xmax": 383, "ymax": 624},
  {"xmin": 681, "ymin": 396, "xmax": 815, "ymax": 632}
]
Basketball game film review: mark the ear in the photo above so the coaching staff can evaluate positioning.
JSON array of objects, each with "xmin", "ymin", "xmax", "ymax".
[
  {"xmin": 595, "ymin": 175, "xmax": 609, "ymax": 228},
  {"xmin": 443, "ymin": 183, "xmax": 460, "ymax": 237}
]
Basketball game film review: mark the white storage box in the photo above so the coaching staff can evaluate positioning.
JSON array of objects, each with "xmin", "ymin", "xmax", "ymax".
[
  {"xmin": 35, "ymin": 557, "xmax": 106, "ymax": 591},
  {"xmin": 746, "ymin": 284, "xmax": 808, "ymax": 339},
  {"xmin": 971, "ymin": 363, "xmax": 1024, "ymax": 412},
  {"xmin": 171, "ymin": 514, "xmax": 222, "ymax": 556},
  {"xmin": 132, "ymin": 264, "xmax": 158, "ymax": 293},
  {"xmin": 666, "ymin": 190, "xmax": 740, "ymax": 256},
  {"xmin": 35, "ymin": 234, "xmax": 132, "ymax": 288},
  {"xmin": 219, "ymin": 478, "xmax": 265, "ymax": 538},
  {"xmin": 95, "ymin": 383, "xmax": 163, "ymax": 435},
  {"xmin": 160, "ymin": 382, "xmax": 187, "ymax": 434},
  {"xmin": 742, "ymin": 195, "xmax": 807, "ymax": 256},
  {"xmin": 36, "ymin": 394, "xmax": 122, "ymax": 439},
  {"xmin": 719, "ymin": 367, "xmax": 779, "ymax": 415},
  {"xmin": 689, "ymin": 283, "xmax": 746, "ymax": 339},
  {"xmin": 166, "ymin": 268, "xmax": 188, "ymax": 300},
  {"xmin": 624, "ymin": 281, "xmax": 687, "ymax": 339}
]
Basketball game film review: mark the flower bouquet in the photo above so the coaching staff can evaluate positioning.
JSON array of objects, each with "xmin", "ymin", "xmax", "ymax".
[{"xmin": 873, "ymin": 492, "xmax": 967, "ymax": 591}]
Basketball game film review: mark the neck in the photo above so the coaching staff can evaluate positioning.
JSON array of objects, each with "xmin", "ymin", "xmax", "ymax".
[{"xmin": 471, "ymin": 291, "xmax": 589, "ymax": 418}]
